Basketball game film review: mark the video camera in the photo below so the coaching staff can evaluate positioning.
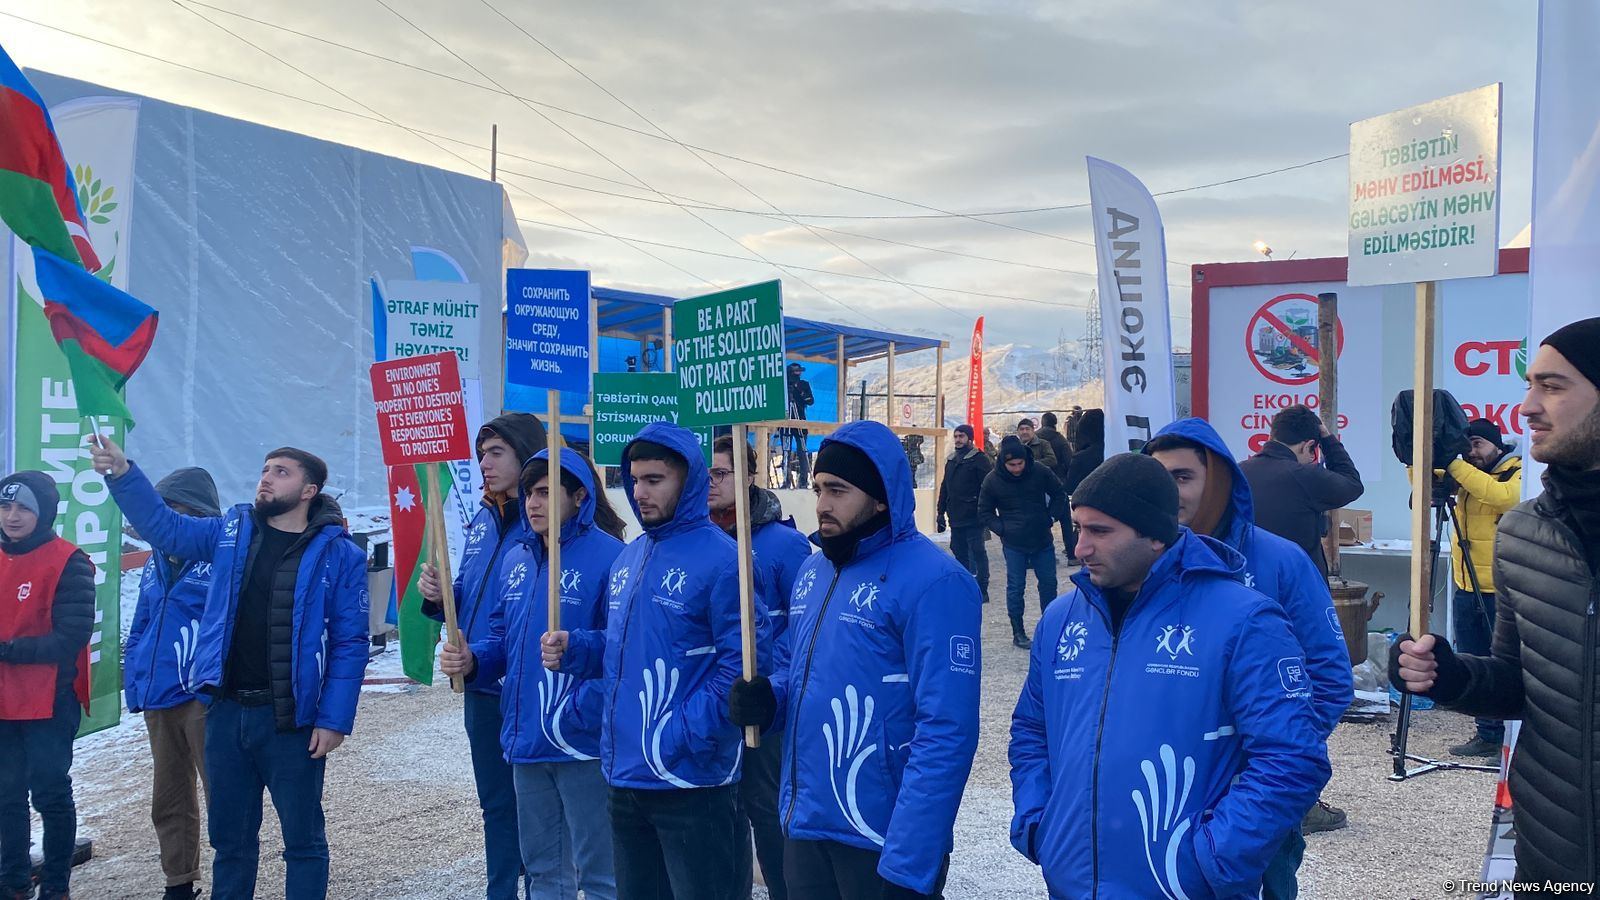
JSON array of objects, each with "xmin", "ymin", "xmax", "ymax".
[{"xmin": 1390, "ymin": 388, "xmax": 1471, "ymax": 505}]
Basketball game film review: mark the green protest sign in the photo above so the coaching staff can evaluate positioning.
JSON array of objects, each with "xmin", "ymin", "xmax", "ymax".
[
  {"xmin": 672, "ymin": 281, "xmax": 785, "ymax": 426},
  {"xmin": 591, "ymin": 373, "xmax": 712, "ymax": 467}
]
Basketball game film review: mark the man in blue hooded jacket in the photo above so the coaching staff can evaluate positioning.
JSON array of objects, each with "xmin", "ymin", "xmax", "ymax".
[
  {"xmin": 419, "ymin": 412, "xmax": 546, "ymax": 899},
  {"xmin": 93, "ymin": 436, "xmax": 369, "ymax": 900},
  {"xmin": 1143, "ymin": 419, "xmax": 1353, "ymax": 898},
  {"xmin": 1010, "ymin": 453, "xmax": 1329, "ymax": 899},
  {"xmin": 541, "ymin": 422, "xmax": 763, "ymax": 900},
  {"xmin": 728, "ymin": 421, "xmax": 983, "ymax": 899},
  {"xmin": 124, "ymin": 467, "xmax": 222, "ymax": 900},
  {"xmin": 443, "ymin": 448, "xmax": 626, "ymax": 900}
]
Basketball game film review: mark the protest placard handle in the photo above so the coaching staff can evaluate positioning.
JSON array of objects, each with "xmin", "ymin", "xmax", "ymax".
[
  {"xmin": 425, "ymin": 466, "xmax": 466, "ymax": 694},
  {"xmin": 732, "ymin": 424, "xmax": 760, "ymax": 749},
  {"xmin": 547, "ymin": 392, "xmax": 563, "ymax": 636},
  {"xmin": 1408, "ymin": 281, "xmax": 1437, "ymax": 638}
]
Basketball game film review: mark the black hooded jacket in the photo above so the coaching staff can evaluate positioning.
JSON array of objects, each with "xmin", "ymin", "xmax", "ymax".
[
  {"xmin": 977, "ymin": 437, "xmax": 1069, "ymax": 552},
  {"xmin": 1062, "ymin": 409, "xmax": 1105, "ymax": 495},
  {"xmin": 0, "ymin": 471, "xmax": 96, "ymax": 697}
]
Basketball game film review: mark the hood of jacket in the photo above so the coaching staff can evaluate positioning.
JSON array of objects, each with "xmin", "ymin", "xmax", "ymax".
[
  {"xmin": 814, "ymin": 421, "xmax": 918, "ymax": 544},
  {"xmin": 622, "ymin": 421, "xmax": 712, "ymax": 540},
  {"xmin": 1146, "ymin": 417, "xmax": 1255, "ymax": 547},
  {"xmin": 518, "ymin": 447, "xmax": 599, "ymax": 550},
  {"xmin": 0, "ymin": 470, "xmax": 61, "ymax": 549},
  {"xmin": 1076, "ymin": 409, "xmax": 1105, "ymax": 446},
  {"xmin": 478, "ymin": 413, "xmax": 548, "ymax": 467},
  {"xmin": 155, "ymin": 467, "xmax": 222, "ymax": 518}
]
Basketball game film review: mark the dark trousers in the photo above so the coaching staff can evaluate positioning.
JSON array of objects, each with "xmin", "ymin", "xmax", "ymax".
[
  {"xmin": 206, "ymin": 698, "xmax": 328, "ymax": 900},
  {"xmin": 0, "ymin": 692, "xmax": 80, "ymax": 896},
  {"xmin": 1452, "ymin": 589, "xmax": 1504, "ymax": 742},
  {"xmin": 1060, "ymin": 519, "xmax": 1076, "ymax": 559},
  {"xmin": 1260, "ymin": 823, "xmax": 1305, "ymax": 900},
  {"xmin": 947, "ymin": 525, "xmax": 989, "ymax": 600},
  {"xmin": 1003, "ymin": 544, "xmax": 1058, "ymax": 622},
  {"xmin": 783, "ymin": 839, "xmax": 947, "ymax": 899},
  {"xmin": 609, "ymin": 783, "xmax": 738, "ymax": 900},
  {"xmin": 465, "ymin": 690, "xmax": 526, "ymax": 898},
  {"xmin": 735, "ymin": 735, "xmax": 786, "ymax": 900}
]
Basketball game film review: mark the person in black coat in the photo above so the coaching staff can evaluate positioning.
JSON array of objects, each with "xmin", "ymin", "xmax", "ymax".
[
  {"xmin": 1238, "ymin": 405, "xmax": 1365, "ymax": 579},
  {"xmin": 1061, "ymin": 409, "xmax": 1105, "ymax": 562},
  {"xmin": 978, "ymin": 436, "xmax": 1068, "ymax": 648},
  {"xmin": 1037, "ymin": 413, "xmax": 1074, "ymax": 480},
  {"xmin": 937, "ymin": 425, "xmax": 994, "ymax": 603}
]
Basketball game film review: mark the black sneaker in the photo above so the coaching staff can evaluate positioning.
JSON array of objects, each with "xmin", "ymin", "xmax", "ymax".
[
  {"xmin": 1450, "ymin": 736, "xmax": 1501, "ymax": 758},
  {"xmin": 162, "ymin": 884, "xmax": 198, "ymax": 900},
  {"xmin": 1301, "ymin": 800, "xmax": 1348, "ymax": 834},
  {"xmin": 1012, "ymin": 633, "xmax": 1032, "ymax": 649}
]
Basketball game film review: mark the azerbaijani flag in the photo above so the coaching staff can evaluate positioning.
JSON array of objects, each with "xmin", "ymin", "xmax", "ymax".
[
  {"xmin": 32, "ymin": 244, "xmax": 157, "ymax": 423},
  {"xmin": 389, "ymin": 462, "xmax": 451, "ymax": 684},
  {"xmin": 0, "ymin": 45, "xmax": 101, "ymax": 271}
]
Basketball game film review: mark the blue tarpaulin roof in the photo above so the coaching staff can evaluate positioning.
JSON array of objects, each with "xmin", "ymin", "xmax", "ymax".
[{"xmin": 593, "ymin": 286, "xmax": 944, "ymax": 361}]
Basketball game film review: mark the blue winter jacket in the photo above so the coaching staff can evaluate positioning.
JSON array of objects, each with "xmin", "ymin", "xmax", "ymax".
[
  {"xmin": 108, "ymin": 463, "xmax": 370, "ymax": 733},
  {"xmin": 747, "ymin": 488, "xmax": 812, "ymax": 651},
  {"xmin": 472, "ymin": 448, "xmax": 624, "ymax": 765},
  {"xmin": 1009, "ymin": 530, "xmax": 1330, "ymax": 899},
  {"xmin": 563, "ymin": 422, "xmax": 770, "ymax": 790},
  {"xmin": 771, "ymin": 421, "xmax": 983, "ymax": 895},
  {"xmin": 426, "ymin": 496, "xmax": 528, "ymax": 697},
  {"xmin": 1145, "ymin": 418, "xmax": 1354, "ymax": 736},
  {"xmin": 123, "ymin": 554, "xmax": 213, "ymax": 713}
]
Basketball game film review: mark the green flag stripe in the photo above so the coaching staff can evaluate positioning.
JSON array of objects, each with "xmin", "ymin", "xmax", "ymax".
[{"xmin": 0, "ymin": 170, "xmax": 84, "ymax": 266}]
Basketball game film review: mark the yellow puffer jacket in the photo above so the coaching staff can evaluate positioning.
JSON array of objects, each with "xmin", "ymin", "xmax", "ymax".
[{"xmin": 1446, "ymin": 454, "xmax": 1522, "ymax": 594}]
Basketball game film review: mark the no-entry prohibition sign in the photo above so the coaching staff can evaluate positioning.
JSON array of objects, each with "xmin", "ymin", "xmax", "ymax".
[{"xmin": 1245, "ymin": 293, "xmax": 1345, "ymax": 386}]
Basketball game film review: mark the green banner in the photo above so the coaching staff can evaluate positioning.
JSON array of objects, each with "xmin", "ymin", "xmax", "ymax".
[
  {"xmin": 592, "ymin": 373, "xmax": 712, "ymax": 467},
  {"xmin": 12, "ymin": 283, "xmax": 124, "ymax": 737},
  {"xmin": 672, "ymin": 280, "xmax": 786, "ymax": 426}
]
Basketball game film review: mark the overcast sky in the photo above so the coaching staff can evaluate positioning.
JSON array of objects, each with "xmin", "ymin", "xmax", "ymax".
[{"xmin": 4, "ymin": 0, "xmax": 1537, "ymax": 351}]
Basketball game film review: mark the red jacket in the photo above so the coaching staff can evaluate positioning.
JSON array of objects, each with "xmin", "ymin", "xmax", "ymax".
[{"xmin": 0, "ymin": 534, "xmax": 94, "ymax": 720}]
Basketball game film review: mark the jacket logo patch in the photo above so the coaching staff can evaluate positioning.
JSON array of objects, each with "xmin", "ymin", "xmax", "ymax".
[
  {"xmin": 465, "ymin": 522, "xmax": 487, "ymax": 554},
  {"xmin": 175, "ymin": 618, "xmax": 201, "ymax": 694},
  {"xmin": 16, "ymin": 582, "xmax": 31, "ymax": 603},
  {"xmin": 1243, "ymin": 572, "xmax": 1256, "ymax": 589},
  {"xmin": 1325, "ymin": 606, "xmax": 1345, "ymax": 638},
  {"xmin": 1278, "ymin": 657, "xmax": 1311, "ymax": 697},
  {"xmin": 848, "ymin": 583, "xmax": 879, "ymax": 611},
  {"xmin": 560, "ymin": 568, "xmax": 582, "ymax": 594},
  {"xmin": 506, "ymin": 562, "xmax": 528, "ymax": 592},
  {"xmin": 1058, "ymin": 621, "xmax": 1088, "ymax": 662},
  {"xmin": 1156, "ymin": 624, "xmax": 1196, "ymax": 660},
  {"xmin": 659, "ymin": 567, "xmax": 688, "ymax": 595},
  {"xmin": 794, "ymin": 568, "xmax": 817, "ymax": 602},
  {"xmin": 609, "ymin": 566, "xmax": 630, "ymax": 598},
  {"xmin": 822, "ymin": 685, "xmax": 886, "ymax": 846},
  {"xmin": 949, "ymin": 635, "xmax": 976, "ymax": 674},
  {"xmin": 1131, "ymin": 743, "xmax": 1197, "ymax": 898},
  {"xmin": 222, "ymin": 518, "xmax": 239, "ymax": 543}
]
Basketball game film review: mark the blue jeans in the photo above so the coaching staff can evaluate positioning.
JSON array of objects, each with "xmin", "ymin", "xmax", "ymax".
[
  {"xmin": 0, "ymin": 690, "xmax": 80, "ymax": 896},
  {"xmin": 1003, "ymin": 544, "xmax": 1058, "ymax": 623},
  {"xmin": 205, "ymin": 699, "xmax": 327, "ymax": 900},
  {"xmin": 1260, "ymin": 823, "xmax": 1305, "ymax": 899},
  {"xmin": 513, "ymin": 761, "xmax": 615, "ymax": 900},
  {"xmin": 465, "ymin": 690, "xmax": 527, "ymax": 898},
  {"xmin": 1451, "ymin": 589, "xmax": 1504, "ymax": 742},
  {"xmin": 947, "ymin": 525, "xmax": 990, "ymax": 601}
]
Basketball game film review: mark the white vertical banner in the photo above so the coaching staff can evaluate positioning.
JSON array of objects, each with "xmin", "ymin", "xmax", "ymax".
[
  {"xmin": 1526, "ymin": 1, "xmax": 1600, "ymax": 495},
  {"xmin": 1087, "ymin": 156, "xmax": 1176, "ymax": 452}
]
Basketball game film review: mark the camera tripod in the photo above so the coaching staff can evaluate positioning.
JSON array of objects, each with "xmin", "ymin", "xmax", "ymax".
[{"xmin": 1389, "ymin": 491, "xmax": 1501, "ymax": 781}]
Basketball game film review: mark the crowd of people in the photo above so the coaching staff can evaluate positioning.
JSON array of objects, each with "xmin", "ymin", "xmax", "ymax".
[{"xmin": 0, "ymin": 318, "xmax": 1596, "ymax": 899}]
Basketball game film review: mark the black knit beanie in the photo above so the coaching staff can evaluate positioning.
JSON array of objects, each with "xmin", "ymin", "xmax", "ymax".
[
  {"xmin": 999, "ymin": 435, "xmax": 1029, "ymax": 463},
  {"xmin": 814, "ymin": 441, "xmax": 887, "ymax": 504},
  {"xmin": 1465, "ymin": 419, "xmax": 1507, "ymax": 451},
  {"xmin": 1071, "ymin": 453, "xmax": 1180, "ymax": 545},
  {"xmin": 1542, "ymin": 317, "xmax": 1600, "ymax": 392}
]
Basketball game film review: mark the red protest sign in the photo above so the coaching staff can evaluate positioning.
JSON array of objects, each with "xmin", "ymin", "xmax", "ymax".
[{"xmin": 371, "ymin": 352, "xmax": 471, "ymax": 466}]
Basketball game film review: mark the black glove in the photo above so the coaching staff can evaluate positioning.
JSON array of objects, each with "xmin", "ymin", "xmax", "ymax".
[
  {"xmin": 728, "ymin": 675, "xmax": 777, "ymax": 730},
  {"xmin": 1387, "ymin": 632, "xmax": 1469, "ymax": 704},
  {"xmin": 935, "ymin": 514, "xmax": 947, "ymax": 533}
]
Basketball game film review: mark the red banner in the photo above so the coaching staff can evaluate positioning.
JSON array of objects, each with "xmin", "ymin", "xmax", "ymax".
[
  {"xmin": 967, "ymin": 317, "xmax": 985, "ymax": 450},
  {"xmin": 370, "ymin": 351, "xmax": 472, "ymax": 465}
]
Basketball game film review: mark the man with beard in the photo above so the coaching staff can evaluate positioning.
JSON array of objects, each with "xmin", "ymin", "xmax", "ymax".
[
  {"xmin": 94, "ymin": 438, "xmax": 369, "ymax": 900},
  {"xmin": 708, "ymin": 434, "xmax": 811, "ymax": 900},
  {"xmin": 1393, "ymin": 318, "xmax": 1600, "ymax": 890},
  {"xmin": 937, "ymin": 425, "xmax": 993, "ymax": 604},
  {"xmin": 728, "ymin": 421, "xmax": 982, "ymax": 899}
]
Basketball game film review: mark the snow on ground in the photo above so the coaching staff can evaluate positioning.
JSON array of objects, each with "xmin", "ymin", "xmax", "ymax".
[{"xmin": 70, "ymin": 552, "xmax": 1493, "ymax": 899}]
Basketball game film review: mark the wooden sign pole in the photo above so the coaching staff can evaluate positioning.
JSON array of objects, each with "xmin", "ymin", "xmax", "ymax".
[
  {"xmin": 547, "ymin": 392, "xmax": 563, "ymax": 635},
  {"xmin": 425, "ymin": 465, "xmax": 465, "ymax": 694},
  {"xmin": 1316, "ymin": 292, "xmax": 1342, "ymax": 580},
  {"xmin": 1408, "ymin": 282, "xmax": 1438, "ymax": 638},
  {"xmin": 731, "ymin": 423, "xmax": 760, "ymax": 749}
]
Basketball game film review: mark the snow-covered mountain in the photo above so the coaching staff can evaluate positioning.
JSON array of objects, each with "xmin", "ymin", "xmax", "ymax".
[{"xmin": 853, "ymin": 341, "xmax": 1105, "ymax": 429}]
